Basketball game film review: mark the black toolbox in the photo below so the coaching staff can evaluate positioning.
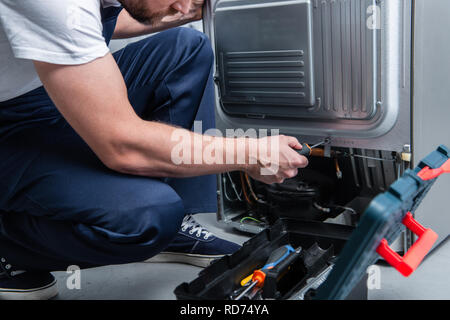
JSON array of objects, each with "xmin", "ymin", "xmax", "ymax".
[{"xmin": 174, "ymin": 145, "xmax": 449, "ymax": 300}]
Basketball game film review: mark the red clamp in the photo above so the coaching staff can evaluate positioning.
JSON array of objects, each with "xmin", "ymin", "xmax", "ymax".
[
  {"xmin": 417, "ymin": 158, "xmax": 450, "ymax": 180},
  {"xmin": 376, "ymin": 212, "xmax": 438, "ymax": 277}
]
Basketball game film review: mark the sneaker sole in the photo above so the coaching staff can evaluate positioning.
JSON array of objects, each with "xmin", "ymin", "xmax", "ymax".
[
  {"xmin": 0, "ymin": 279, "xmax": 58, "ymax": 300},
  {"xmin": 145, "ymin": 252, "xmax": 225, "ymax": 268}
]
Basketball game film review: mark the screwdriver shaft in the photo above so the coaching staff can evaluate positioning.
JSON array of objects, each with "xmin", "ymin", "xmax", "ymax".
[
  {"xmin": 310, "ymin": 138, "xmax": 331, "ymax": 149},
  {"xmin": 235, "ymin": 280, "xmax": 259, "ymax": 300}
]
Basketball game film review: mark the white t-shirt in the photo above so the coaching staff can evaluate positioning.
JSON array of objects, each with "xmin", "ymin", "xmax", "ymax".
[{"xmin": 0, "ymin": 0, "xmax": 121, "ymax": 102}]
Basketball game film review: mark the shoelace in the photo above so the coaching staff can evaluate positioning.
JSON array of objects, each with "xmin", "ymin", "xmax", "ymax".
[
  {"xmin": 0, "ymin": 270, "xmax": 26, "ymax": 278},
  {"xmin": 181, "ymin": 215, "xmax": 214, "ymax": 240}
]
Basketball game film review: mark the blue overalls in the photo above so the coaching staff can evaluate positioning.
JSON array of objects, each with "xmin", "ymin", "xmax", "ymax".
[{"xmin": 0, "ymin": 6, "xmax": 217, "ymax": 271}]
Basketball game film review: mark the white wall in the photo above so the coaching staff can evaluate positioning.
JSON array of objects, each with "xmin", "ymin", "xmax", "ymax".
[{"xmin": 413, "ymin": 0, "xmax": 450, "ymax": 244}]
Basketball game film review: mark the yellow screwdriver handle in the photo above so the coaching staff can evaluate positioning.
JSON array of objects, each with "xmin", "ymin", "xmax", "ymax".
[{"xmin": 240, "ymin": 274, "xmax": 253, "ymax": 287}]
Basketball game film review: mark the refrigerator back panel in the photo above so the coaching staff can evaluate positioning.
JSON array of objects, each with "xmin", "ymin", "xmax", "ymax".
[
  {"xmin": 215, "ymin": 0, "xmax": 315, "ymax": 111},
  {"xmin": 204, "ymin": 0, "xmax": 412, "ymax": 152}
]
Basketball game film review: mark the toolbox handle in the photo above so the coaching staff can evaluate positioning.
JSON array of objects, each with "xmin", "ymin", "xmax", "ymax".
[
  {"xmin": 417, "ymin": 158, "xmax": 450, "ymax": 180},
  {"xmin": 376, "ymin": 212, "xmax": 438, "ymax": 277}
]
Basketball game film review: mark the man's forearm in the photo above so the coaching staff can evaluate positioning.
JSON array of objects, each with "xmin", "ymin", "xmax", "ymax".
[
  {"xmin": 34, "ymin": 50, "xmax": 307, "ymax": 185},
  {"xmin": 110, "ymin": 119, "xmax": 252, "ymax": 177},
  {"xmin": 34, "ymin": 54, "xmax": 250, "ymax": 179},
  {"xmin": 109, "ymin": 118, "xmax": 309, "ymax": 186}
]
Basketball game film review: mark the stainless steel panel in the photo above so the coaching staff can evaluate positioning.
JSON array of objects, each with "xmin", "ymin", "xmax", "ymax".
[
  {"xmin": 214, "ymin": 0, "xmax": 316, "ymax": 113},
  {"xmin": 204, "ymin": 0, "xmax": 412, "ymax": 152},
  {"xmin": 312, "ymin": 0, "xmax": 376, "ymax": 120}
]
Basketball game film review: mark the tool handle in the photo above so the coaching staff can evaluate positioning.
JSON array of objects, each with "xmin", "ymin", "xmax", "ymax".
[
  {"xmin": 240, "ymin": 245, "xmax": 296, "ymax": 287},
  {"xmin": 297, "ymin": 143, "xmax": 312, "ymax": 156},
  {"xmin": 261, "ymin": 247, "xmax": 303, "ymax": 299},
  {"xmin": 252, "ymin": 245, "xmax": 295, "ymax": 287},
  {"xmin": 262, "ymin": 245, "xmax": 295, "ymax": 270},
  {"xmin": 417, "ymin": 158, "xmax": 450, "ymax": 180},
  {"xmin": 240, "ymin": 274, "xmax": 253, "ymax": 287}
]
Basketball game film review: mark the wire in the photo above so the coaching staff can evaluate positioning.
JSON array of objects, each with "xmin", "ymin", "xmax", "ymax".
[
  {"xmin": 223, "ymin": 176, "xmax": 238, "ymax": 202},
  {"xmin": 335, "ymin": 206, "xmax": 357, "ymax": 215},
  {"xmin": 226, "ymin": 172, "xmax": 243, "ymax": 202},
  {"xmin": 240, "ymin": 172, "xmax": 254, "ymax": 206},
  {"xmin": 334, "ymin": 157, "xmax": 342, "ymax": 179},
  {"xmin": 244, "ymin": 173, "xmax": 259, "ymax": 201},
  {"xmin": 240, "ymin": 216, "xmax": 263, "ymax": 224},
  {"xmin": 313, "ymin": 203, "xmax": 358, "ymax": 215},
  {"xmin": 313, "ymin": 202, "xmax": 332, "ymax": 213},
  {"xmin": 346, "ymin": 154, "xmax": 396, "ymax": 162},
  {"xmin": 329, "ymin": 205, "xmax": 358, "ymax": 215}
]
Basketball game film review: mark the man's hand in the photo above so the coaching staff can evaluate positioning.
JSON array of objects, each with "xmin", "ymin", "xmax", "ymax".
[
  {"xmin": 162, "ymin": 0, "xmax": 204, "ymax": 24},
  {"xmin": 245, "ymin": 135, "xmax": 309, "ymax": 185}
]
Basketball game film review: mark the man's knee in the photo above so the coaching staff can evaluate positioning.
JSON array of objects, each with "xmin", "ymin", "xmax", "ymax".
[
  {"xmin": 178, "ymin": 27, "xmax": 214, "ymax": 62},
  {"xmin": 84, "ymin": 185, "xmax": 186, "ymax": 263},
  {"xmin": 156, "ymin": 27, "xmax": 214, "ymax": 68}
]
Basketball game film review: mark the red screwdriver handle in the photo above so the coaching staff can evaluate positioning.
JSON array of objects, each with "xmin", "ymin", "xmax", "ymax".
[{"xmin": 251, "ymin": 270, "xmax": 267, "ymax": 288}]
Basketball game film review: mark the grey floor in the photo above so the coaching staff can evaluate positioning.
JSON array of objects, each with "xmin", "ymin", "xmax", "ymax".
[{"xmin": 52, "ymin": 213, "xmax": 450, "ymax": 300}]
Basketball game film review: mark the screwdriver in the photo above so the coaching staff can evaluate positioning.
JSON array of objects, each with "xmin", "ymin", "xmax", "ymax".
[
  {"xmin": 297, "ymin": 138, "xmax": 331, "ymax": 156},
  {"xmin": 239, "ymin": 245, "xmax": 296, "ymax": 287},
  {"xmin": 234, "ymin": 245, "xmax": 296, "ymax": 300}
]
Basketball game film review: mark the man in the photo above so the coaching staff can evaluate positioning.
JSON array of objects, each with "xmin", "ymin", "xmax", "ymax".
[{"xmin": 0, "ymin": 0, "xmax": 308, "ymax": 299}]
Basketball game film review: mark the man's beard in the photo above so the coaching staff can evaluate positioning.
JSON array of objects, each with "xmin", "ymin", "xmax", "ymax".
[{"xmin": 118, "ymin": 0, "xmax": 176, "ymax": 25}]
